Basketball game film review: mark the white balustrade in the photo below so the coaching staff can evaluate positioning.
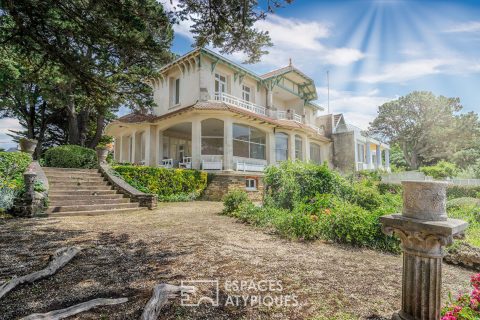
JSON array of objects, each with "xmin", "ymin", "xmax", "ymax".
[{"xmin": 215, "ymin": 92, "xmax": 266, "ymax": 116}]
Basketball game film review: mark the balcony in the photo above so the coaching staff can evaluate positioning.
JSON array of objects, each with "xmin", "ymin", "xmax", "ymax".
[
  {"xmin": 275, "ymin": 110, "xmax": 302, "ymax": 123},
  {"xmin": 214, "ymin": 92, "xmax": 266, "ymax": 116},
  {"xmin": 214, "ymin": 92, "xmax": 325, "ymax": 136}
]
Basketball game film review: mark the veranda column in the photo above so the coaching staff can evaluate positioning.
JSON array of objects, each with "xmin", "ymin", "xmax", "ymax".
[
  {"xmin": 115, "ymin": 135, "xmax": 124, "ymax": 162},
  {"xmin": 267, "ymin": 131, "xmax": 276, "ymax": 165},
  {"xmin": 303, "ymin": 136, "xmax": 310, "ymax": 162},
  {"xmin": 384, "ymin": 149, "xmax": 391, "ymax": 171},
  {"xmin": 266, "ymin": 89, "xmax": 273, "ymax": 109},
  {"xmin": 131, "ymin": 131, "xmax": 137, "ymax": 163},
  {"xmin": 223, "ymin": 118, "xmax": 233, "ymax": 171},
  {"xmin": 191, "ymin": 119, "xmax": 202, "ymax": 169},
  {"xmin": 365, "ymin": 141, "xmax": 372, "ymax": 169},
  {"xmin": 376, "ymin": 144, "xmax": 382, "ymax": 169},
  {"xmin": 148, "ymin": 125, "xmax": 157, "ymax": 166},
  {"xmin": 380, "ymin": 181, "xmax": 468, "ymax": 320},
  {"xmin": 157, "ymin": 130, "xmax": 163, "ymax": 166},
  {"xmin": 288, "ymin": 133, "xmax": 296, "ymax": 161},
  {"xmin": 144, "ymin": 128, "xmax": 151, "ymax": 166}
]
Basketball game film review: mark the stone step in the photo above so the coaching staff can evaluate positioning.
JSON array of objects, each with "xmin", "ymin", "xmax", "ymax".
[
  {"xmin": 49, "ymin": 190, "xmax": 118, "ymax": 196},
  {"xmin": 50, "ymin": 198, "xmax": 131, "ymax": 206},
  {"xmin": 47, "ymin": 202, "xmax": 139, "ymax": 214},
  {"xmin": 43, "ymin": 167, "xmax": 99, "ymax": 173},
  {"xmin": 49, "ymin": 181, "xmax": 110, "ymax": 188},
  {"xmin": 51, "ymin": 207, "xmax": 145, "ymax": 217},
  {"xmin": 49, "ymin": 185, "xmax": 113, "ymax": 191},
  {"xmin": 49, "ymin": 194, "xmax": 125, "ymax": 201},
  {"xmin": 47, "ymin": 176, "xmax": 106, "ymax": 183}
]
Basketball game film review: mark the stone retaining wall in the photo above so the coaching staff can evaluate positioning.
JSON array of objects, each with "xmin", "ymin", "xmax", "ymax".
[{"xmin": 203, "ymin": 173, "xmax": 264, "ymax": 202}]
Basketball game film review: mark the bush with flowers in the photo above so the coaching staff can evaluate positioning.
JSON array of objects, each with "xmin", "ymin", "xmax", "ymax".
[
  {"xmin": 0, "ymin": 151, "xmax": 32, "ymax": 212},
  {"xmin": 441, "ymin": 273, "xmax": 480, "ymax": 320},
  {"xmin": 222, "ymin": 161, "xmax": 402, "ymax": 252}
]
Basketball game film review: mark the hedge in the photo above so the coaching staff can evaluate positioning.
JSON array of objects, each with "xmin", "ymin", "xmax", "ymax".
[
  {"xmin": 447, "ymin": 185, "xmax": 480, "ymax": 199},
  {"xmin": 113, "ymin": 166, "xmax": 208, "ymax": 201},
  {"xmin": 44, "ymin": 145, "xmax": 97, "ymax": 169},
  {"xmin": 0, "ymin": 152, "xmax": 32, "ymax": 211}
]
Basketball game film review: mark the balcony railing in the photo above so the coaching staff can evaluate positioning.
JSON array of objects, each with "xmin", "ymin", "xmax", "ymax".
[
  {"xmin": 214, "ymin": 92, "xmax": 266, "ymax": 116},
  {"xmin": 214, "ymin": 92, "xmax": 325, "ymax": 136},
  {"xmin": 276, "ymin": 110, "xmax": 303, "ymax": 123},
  {"xmin": 307, "ymin": 124, "xmax": 325, "ymax": 135}
]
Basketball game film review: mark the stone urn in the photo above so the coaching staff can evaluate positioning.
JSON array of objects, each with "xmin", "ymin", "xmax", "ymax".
[
  {"xmin": 96, "ymin": 146, "xmax": 109, "ymax": 164},
  {"xmin": 19, "ymin": 138, "xmax": 38, "ymax": 155}
]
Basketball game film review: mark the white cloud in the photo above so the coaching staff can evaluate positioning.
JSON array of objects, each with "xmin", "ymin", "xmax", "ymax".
[
  {"xmin": 358, "ymin": 59, "xmax": 448, "ymax": 84},
  {"xmin": 168, "ymin": 9, "xmax": 364, "ymax": 68},
  {"xmin": 445, "ymin": 21, "xmax": 480, "ymax": 33},
  {"xmin": 255, "ymin": 15, "xmax": 364, "ymax": 68},
  {"xmin": 0, "ymin": 118, "xmax": 21, "ymax": 149},
  {"xmin": 316, "ymin": 87, "xmax": 394, "ymax": 129}
]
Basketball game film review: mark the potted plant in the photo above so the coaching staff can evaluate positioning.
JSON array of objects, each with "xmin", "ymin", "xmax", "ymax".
[
  {"xmin": 19, "ymin": 138, "xmax": 38, "ymax": 155},
  {"xmin": 96, "ymin": 136, "xmax": 114, "ymax": 164}
]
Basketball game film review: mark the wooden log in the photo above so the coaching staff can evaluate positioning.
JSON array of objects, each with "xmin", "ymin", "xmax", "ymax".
[
  {"xmin": 20, "ymin": 298, "xmax": 128, "ymax": 320},
  {"xmin": 141, "ymin": 284, "xmax": 195, "ymax": 320},
  {"xmin": 0, "ymin": 246, "xmax": 81, "ymax": 300}
]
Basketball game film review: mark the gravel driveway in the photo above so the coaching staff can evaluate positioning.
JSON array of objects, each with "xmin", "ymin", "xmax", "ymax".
[{"xmin": 0, "ymin": 201, "xmax": 473, "ymax": 319}]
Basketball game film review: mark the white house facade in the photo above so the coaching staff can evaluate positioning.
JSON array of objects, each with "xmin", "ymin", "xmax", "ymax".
[{"xmin": 105, "ymin": 48, "xmax": 390, "ymax": 174}]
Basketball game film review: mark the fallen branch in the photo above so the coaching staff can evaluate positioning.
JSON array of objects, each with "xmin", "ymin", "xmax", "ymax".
[
  {"xmin": 21, "ymin": 298, "xmax": 128, "ymax": 320},
  {"xmin": 141, "ymin": 284, "xmax": 195, "ymax": 320},
  {"xmin": 0, "ymin": 246, "xmax": 81, "ymax": 300}
]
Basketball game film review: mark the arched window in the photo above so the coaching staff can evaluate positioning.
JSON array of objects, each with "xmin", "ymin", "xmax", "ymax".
[
  {"xmin": 310, "ymin": 142, "xmax": 322, "ymax": 164},
  {"xmin": 295, "ymin": 135, "xmax": 303, "ymax": 160},
  {"xmin": 275, "ymin": 132, "xmax": 288, "ymax": 162},
  {"xmin": 233, "ymin": 124, "xmax": 266, "ymax": 159},
  {"xmin": 201, "ymin": 119, "xmax": 224, "ymax": 155}
]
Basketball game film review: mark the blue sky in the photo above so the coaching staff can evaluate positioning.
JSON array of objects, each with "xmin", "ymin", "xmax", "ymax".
[{"xmin": 1, "ymin": 0, "xmax": 480, "ymax": 149}]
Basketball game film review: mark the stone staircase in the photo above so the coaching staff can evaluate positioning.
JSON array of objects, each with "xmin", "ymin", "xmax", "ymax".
[{"xmin": 44, "ymin": 167, "xmax": 141, "ymax": 216}]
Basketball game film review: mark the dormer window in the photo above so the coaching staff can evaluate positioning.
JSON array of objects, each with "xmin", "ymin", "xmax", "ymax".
[
  {"xmin": 174, "ymin": 78, "xmax": 180, "ymax": 105},
  {"xmin": 242, "ymin": 85, "xmax": 251, "ymax": 102}
]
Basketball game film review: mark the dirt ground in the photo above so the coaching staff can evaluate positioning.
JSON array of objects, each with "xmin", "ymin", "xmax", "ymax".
[{"xmin": 0, "ymin": 202, "xmax": 473, "ymax": 320}]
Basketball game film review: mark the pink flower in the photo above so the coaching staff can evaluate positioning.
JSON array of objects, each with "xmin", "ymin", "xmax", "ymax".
[
  {"xmin": 471, "ymin": 273, "xmax": 480, "ymax": 290},
  {"xmin": 441, "ymin": 313, "xmax": 457, "ymax": 320}
]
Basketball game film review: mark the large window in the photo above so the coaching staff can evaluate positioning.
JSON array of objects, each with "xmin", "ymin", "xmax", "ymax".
[
  {"xmin": 275, "ymin": 133, "xmax": 288, "ymax": 162},
  {"xmin": 295, "ymin": 135, "xmax": 303, "ymax": 160},
  {"xmin": 310, "ymin": 143, "xmax": 322, "ymax": 164},
  {"xmin": 242, "ymin": 85, "xmax": 251, "ymax": 102},
  {"xmin": 202, "ymin": 119, "xmax": 224, "ymax": 155},
  {"xmin": 174, "ymin": 78, "xmax": 180, "ymax": 105},
  {"xmin": 215, "ymin": 73, "xmax": 226, "ymax": 93},
  {"xmin": 233, "ymin": 124, "xmax": 266, "ymax": 159}
]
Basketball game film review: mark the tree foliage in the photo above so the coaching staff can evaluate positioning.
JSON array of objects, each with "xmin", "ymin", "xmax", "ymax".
[
  {"xmin": 369, "ymin": 91, "xmax": 480, "ymax": 169},
  {"xmin": 172, "ymin": 0, "xmax": 293, "ymax": 63}
]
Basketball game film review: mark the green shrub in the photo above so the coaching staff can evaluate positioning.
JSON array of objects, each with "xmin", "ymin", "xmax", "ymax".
[
  {"xmin": 0, "ymin": 152, "xmax": 32, "ymax": 211},
  {"xmin": 447, "ymin": 185, "xmax": 480, "ymax": 199},
  {"xmin": 263, "ymin": 161, "xmax": 353, "ymax": 210},
  {"xmin": 378, "ymin": 183, "xmax": 403, "ymax": 195},
  {"xmin": 44, "ymin": 145, "xmax": 97, "ymax": 169},
  {"xmin": 447, "ymin": 197, "xmax": 480, "ymax": 210},
  {"xmin": 348, "ymin": 180, "xmax": 382, "ymax": 210},
  {"xmin": 113, "ymin": 166, "xmax": 207, "ymax": 201},
  {"xmin": 419, "ymin": 160, "xmax": 458, "ymax": 179},
  {"xmin": 222, "ymin": 190, "xmax": 250, "ymax": 215},
  {"xmin": 448, "ymin": 204, "xmax": 480, "ymax": 247}
]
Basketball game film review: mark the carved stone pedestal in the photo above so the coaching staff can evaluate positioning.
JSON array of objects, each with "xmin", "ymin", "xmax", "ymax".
[{"xmin": 380, "ymin": 181, "xmax": 468, "ymax": 320}]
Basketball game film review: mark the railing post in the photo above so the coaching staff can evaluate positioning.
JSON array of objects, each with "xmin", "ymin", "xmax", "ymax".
[{"xmin": 380, "ymin": 181, "xmax": 468, "ymax": 320}]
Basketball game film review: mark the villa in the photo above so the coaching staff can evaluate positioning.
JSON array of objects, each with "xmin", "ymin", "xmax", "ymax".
[{"xmin": 105, "ymin": 48, "xmax": 390, "ymax": 195}]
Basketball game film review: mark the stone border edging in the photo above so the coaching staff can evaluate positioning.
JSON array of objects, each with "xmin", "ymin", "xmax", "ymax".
[{"xmin": 98, "ymin": 163, "xmax": 157, "ymax": 209}]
